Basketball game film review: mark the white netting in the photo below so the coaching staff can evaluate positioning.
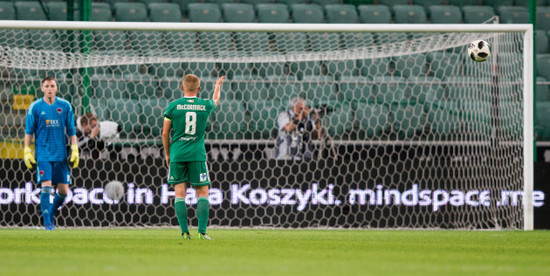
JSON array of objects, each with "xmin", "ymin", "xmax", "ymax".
[{"xmin": 0, "ymin": 23, "xmax": 529, "ymax": 229}]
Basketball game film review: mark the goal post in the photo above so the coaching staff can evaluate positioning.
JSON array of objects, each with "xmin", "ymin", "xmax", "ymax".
[{"xmin": 0, "ymin": 21, "xmax": 534, "ymax": 230}]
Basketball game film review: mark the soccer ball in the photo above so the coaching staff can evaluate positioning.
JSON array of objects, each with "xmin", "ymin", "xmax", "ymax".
[
  {"xmin": 467, "ymin": 40, "xmax": 491, "ymax": 62},
  {"xmin": 104, "ymin": 181, "xmax": 125, "ymax": 201}
]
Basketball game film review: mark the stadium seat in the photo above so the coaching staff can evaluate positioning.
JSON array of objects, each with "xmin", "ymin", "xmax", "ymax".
[
  {"xmin": 164, "ymin": 31, "xmax": 197, "ymax": 52},
  {"xmin": 427, "ymin": 52, "xmax": 463, "ymax": 80},
  {"xmin": 148, "ymin": 62, "xmax": 183, "ymax": 78},
  {"xmin": 221, "ymin": 62, "xmax": 255, "ymax": 80},
  {"xmin": 425, "ymin": 100, "xmax": 461, "ymax": 139},
  {"xmin": 274, "ymin": 32, "xmax": 308, "ymax": 53},
  {"xmin": 373, "ymin": 76, "xmax": 408, "ymax": 104},
  {"xmin": 91, "ymin": 74, "xmax": 129, "ymax": 99},
  {"xmin": 482, "ymin": 0, "xmax": 514, "ymax": 7},
  {"xmin": 462, "ymin": 100, "xmax": 492, "ymax": 138},
  {"xmin": 392, "ymin": 54, "xmax": 427, "ymax": 78},
  {"xmin": 256, "ymin": 4, "xmax": 290, "ymax": 23},
  {"xmin": 325, "ymin": 105, "xmax": 353, "ymax": 140},
  {"xmin": 0, "ymin": 2, "xmax": 15, "ymax": 20},
  {"xmin": 212, "ymin": 100, "xmax": 247, "ymax": 139},
  {"xmin": 45, "ymin": 2, "xmax": 76, "ymax": 21},
  {"xmin": 129, "ymin": 31, "xmax": 162, "ymax": 52},
  {"xmin": 182, "ymin": 62, "xmax": 217, "ymax": 78},
  {"xmin": 276, "ymin": 0, "xmax": 307, "ymax": 6},
  {"xmin": 254, "ymin": 62, "xmax": 289, "ymax": 79},
  {"xmin": 290, "ymin": 60, "xmax": 322, "ymax": 79},
  {"xmin": 354, "ymin": 103, "xmax": 389, "ymax": 139},
  {"xmin": 114, "ymin": 3, "xmax": 148, "ymax": 22},
  {"xmin": 415, "ymin": 0, "xmax": 447, "ymax": 9},
  {"xmin": 148, "ymin": 3, "xmax": 182, "ymax": 22},
  {"xmin": 171, "ymin": 0, "xmax": 197, "ymax": 14},
  {"xmin": 124, "ymin": 73, "xmax": 159, "ymax": 99},
  {"xmin": 341, "ymin": 33, "xmax": 375, "ymax": 50},
  {"xmin": 428, "ymin": 5, "xmax": 462, "ymax": 24},
  {"xmin": 537, "ymin": 7, "xmax": 550, "ymax": 31},
  {"xmin": 537, "ymin": 102, "xmax": 550, "ymax": 139},
  {"xmin": 537, "ymin": 30, "xmax": 548, "ymax": 54},
  {"xmin": 290, "ymin": 4, "xmax": 324, "ymax": 23},
  {"xmin": 310, "ymin": 0, "xmax": 339, "ymax": 6},
  {"xmin": 93, "ymin": 31, "xmax": 128, "ymax": 51},
  {"xmin": 234, "ymin": 80, "xmax": 268, "ymax": 100},
  {"xmin": 538, "ymin": 77, "xmax": 550, "ymax": 102},
  {"xmin": 358, "ymin": 57, "xmax": 391, "ymax": 77},
  {"xmin": 90, "ymin": 98, "xmax": 109, "ymax": 120},
  {"xmin": 537, "ymin": 54, "xmax": 550, "ymax": 80},
  {"xmin": 0, "ymin": 29, "xmax": 28, "ymax": 49},
  {"xmin": 240, "ymin": 0, "xmax": 271, "ymax": 4},
  {"xmin": 301, "ymin": 75, "xmax": 337, "ymax": 106},
  {"xmin": 247, "ymin": 100, "xmax": 284, "ymax": 139},
  {"xmin": 325, "ymin": 60, "xmax": 358, "ymax": 80},
  {"xmin": 357, "ymin": 5, "xmax": 391, "ymax": 24},
  {"xmin": 136, "ymin": 0, "xmax": 165, "ymax": 4},
  {"xmin": 140, "ymin": 98, "xmax": 169, "ymax": 137},
  {"xmin": 108, "ymin": 99, "xmax": 142, "ymax": 137},
  {"xmin": 390, "ymin": 103, "xmax": 427, "ymax": 139},
  {"xmin": 325, "ymin": 4, "xmax": 358, "ymax": 24},
  {"xmin": 448, "ymin": 0, "xmax": 482, "ymax": 6},
  {"xmin": 378, "ymin": 0, "xmax": 408, "ymax": 5},
  {"xmin": 221, "ymin": 3, "xmax": 255, "ymax": 23},
  {"xmin": 29, "ymin": 30, "xmax": 63, "ymax": 51},
  {"xmin": 406, "ymin": 76, "xmax": 439, "ymax": 104},
  {"xmin": 159, "ymin": 77, "xmax": 183, "ymax": 99},
  {"xmin": 267, "ymin": 82, "xmax": 300, "ymax": 102},
  {"xmin": 444, "ymin": 76, "xmax": 492, "ymax": 102},
  {"xmin": 497, "ymin": 6, "xmax": 529, "ymax": 24},
  {"xmin": 393, "ymin": 5, "xmax": 427, "ymax": 24},
  {"xmin": 309, "ymin": 32, "xmax": 341, "ymax": 52},
  {"xmin": 462, "ymin": 6, "xmax": 495, "ymax": 24},
  {"xmin": 14, "ymin": 2, "xmax": 47, "ymax": 20},
  {"xmin": 91, "ymin": 3, "xmax": 112, "ymax": 21},
  {"xmin": 234, "ymin": 32, "xmax": 271, "ymax": 56},
  {"xmin": 188, "ymin": 3, "xmax": 222, "ymax": 22},
  {"xmin": 198, "ymin": 32, "xmax": 233, "ymax": 54},
  {"xmin": 338, "ymin": 76, "xmax": 374, "ymax": 103},
  {"xmin": 103, "ymin": 0, "xmax": 131, "ymax": 9}
]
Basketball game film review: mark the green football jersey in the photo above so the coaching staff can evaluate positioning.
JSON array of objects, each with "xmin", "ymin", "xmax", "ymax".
[{"xmin": 163, "ymin": 96, "xmax": 216, "ymax": 162}]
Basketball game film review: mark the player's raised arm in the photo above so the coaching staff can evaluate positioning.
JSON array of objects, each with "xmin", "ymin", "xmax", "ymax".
[{"xmin": 212, "ymin": 76, "xmax": 225, "ymax": 107}]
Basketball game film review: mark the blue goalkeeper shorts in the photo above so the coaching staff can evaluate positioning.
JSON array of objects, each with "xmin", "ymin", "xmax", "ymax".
[{"xmin": 37, "ymin": 161, "xmax": 71, "ymax": 185}]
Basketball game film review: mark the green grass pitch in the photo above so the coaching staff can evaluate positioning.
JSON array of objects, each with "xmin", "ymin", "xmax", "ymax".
[{"xmin": 1, "ymin": 229, "xmax": 549, "ymax": 275}]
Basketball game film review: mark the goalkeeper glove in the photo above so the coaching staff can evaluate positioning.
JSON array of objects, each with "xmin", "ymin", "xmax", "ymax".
[
  {"xmin": 70, "ymin": 144, "xmax": 79, "ymax": 168},
  {"xmin": 23, "ymin": 146, "xmax": 36, "ymax": 169}
]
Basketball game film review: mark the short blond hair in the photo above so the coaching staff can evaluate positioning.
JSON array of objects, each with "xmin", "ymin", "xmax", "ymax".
[{"xmin": 182, "ymin": 74, "xmax": 200, "ymax": 92}]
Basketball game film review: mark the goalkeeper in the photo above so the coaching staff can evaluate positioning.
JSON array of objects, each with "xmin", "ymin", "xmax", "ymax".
[
  {"xmin": 162, "ymin": 74, "xmax": 225, "ymax": 240},
  {"xmin": 23, "ymin": 77, "xmax": 79, "ymax": 230}
]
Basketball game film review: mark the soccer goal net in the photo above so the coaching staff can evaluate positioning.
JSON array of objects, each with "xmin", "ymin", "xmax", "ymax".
[{"xmin": 0, "ymin": 21, "xmax": 533, "ymax": 230}]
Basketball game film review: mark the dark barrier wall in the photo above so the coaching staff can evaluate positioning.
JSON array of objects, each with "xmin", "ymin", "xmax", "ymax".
[{"xmin": 1, "ymin": 154, "xmax": 547, "ymax": 229}]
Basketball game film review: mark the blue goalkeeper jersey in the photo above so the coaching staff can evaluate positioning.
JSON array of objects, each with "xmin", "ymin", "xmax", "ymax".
[{"xmin": 25, "ymin": 97, "xmax": 76, "ymax": 162}]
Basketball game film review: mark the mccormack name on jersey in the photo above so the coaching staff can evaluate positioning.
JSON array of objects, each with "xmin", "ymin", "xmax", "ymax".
[{"xmin": 163, "ymin": 97, "xmax": 216, "ymax": 162}]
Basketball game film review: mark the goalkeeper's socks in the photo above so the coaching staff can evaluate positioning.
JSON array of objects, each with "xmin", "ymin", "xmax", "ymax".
[
  {"xmin": 51, "ymin": 193, "xmax": 67, "ymax": 223},
  {"xmin": 197, "ymin": 197, "xmax": 210, "ymax": 235},
  {"xmin": 175, "ymin": 197, "xmax": 189, "ymax": 234},
  {"xmin": 40, "ymin": 186, "xmax": 52, "ymax": 229}
]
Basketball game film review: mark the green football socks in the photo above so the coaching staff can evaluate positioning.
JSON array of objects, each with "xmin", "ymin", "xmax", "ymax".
[
  {"xmin": 175, "ymin": 197, "xmax": 189, "ymax": 234},
  {"xmin": 197, "ymin": 197, "xmax": 210, "ymax": 234}
]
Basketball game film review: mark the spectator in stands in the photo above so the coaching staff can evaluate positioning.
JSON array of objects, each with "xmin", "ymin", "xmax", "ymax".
[
  {"xmin": 274, "ymin": 97, "xmax": 322, "ymax": 161},
  {"xmin": 76, "ymin": 113, "xmax": 105, "ymax": 159}
]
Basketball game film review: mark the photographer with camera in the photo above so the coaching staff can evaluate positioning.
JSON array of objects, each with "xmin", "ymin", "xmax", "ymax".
[{"xmin": 274, "ymin": 97, "xmax": 322, "ymax": 161}]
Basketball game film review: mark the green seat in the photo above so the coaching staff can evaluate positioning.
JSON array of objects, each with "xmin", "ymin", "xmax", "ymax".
[
  {"xmin": 164, "ymin": 31, "xmax": 197, "ymax": 52},
  {"xmin": 234, "ymin": 80, "xmax": 267, "ymax": 100},
  {"xmin": 537, "ymin": 77, "xmax": 550, "ymax": 102},
  {"xmin": 373, "ymin": 76, "xmax": 408, "ymax": 104},
  {"xmin": 358, "ymin": 57, "xmax": 391, "ymax": 77},
  {"xmin": 497, "ymin": 6, "xmax": 529, "ymax": 24},
  {"xmin": 537, "ymin": 7, "xmax": 550, "ymax": 31},
  {"xmin": 324, "ymin": 60, "xmax": 358, "ymax": 80},
  {"xmin": 391, "ymin": 103, "xmax": 427, "ymax": 139},
  {"xmin": 274, "ymin": 32, "xmax": 308, "ymax": 53},
  {"xmin": 276, "ymin": 0, "xmax": 307, "ymax": 6},
  {"xmin": 114, "ymin": 3, "xmax": 147, "ymax": 22},
  {"xmin": 103, "ymin": 0, "xmax": 131, "ymax": 9},
  {"xmin": 148, "ymin": 63, "xmax": 183, "ymax": 78},
  {"xmin": 462, "ymin": 100, "xmax": 492, "ymax": 138},
  {"xmin": 537, "ymin": 30, "xmax": 548, "ymax": 54},
  {"xmin": 246, "ymin": 100, "xmax": 284, "ymax": 139},
  {"xmin": 148, "ymin": 3, "xmax": 182, "ymax": 22},
  {"xmin": 221, "ymin": 63, "xmax": 254, "ymax": 80},
  {"xmin": 326, "ymin": 105, "xmax": 353, "ymax": 140},
  {"xmin": 536, "ymin": 102, "xmax": 550, "ymax": 140},
  {"xmin": 188, "ymin": 3, "xmax": 221, "ymax": 22},
  {"xmin": 425, "ymin": 100, "xmax": 461, "ymax": 139},
  {"xmin": 462, "ymin": 5, "xmax": 495, "ymax": 23},
  {"xmin": 290, "ymin": 4, "xmax": 324, "ymax": 23},
  {"xmin": 301, "ymin": 75, "xmax": 337, "ymax": 106},
  {"xmin": 354, "ymin": 103, "xmax": 390, "ymax": 138},
  {"xmin": 255, "ymin": 62, "xmax": 290, "ymax": 78},
  {"xmin": 393, "ymin": 5, "xmax": 427, "ymax": 24},
  {"xmin": 379, "ymin": 0, "xmax": 408, "ymax": 5},
  {"xmin": 171, "ymin": 0, "xmax": 195, "ymax": 14},
  {"xmin": 309, "ymin": 32, "xmax": 341, "ymax": 52},
  {"xmin": 338, "ymin": 76, "xmax": 374, "ymax": 103},
  {"xmin": 91, "ymin": 3, "xmax": 112, "ymax": 21},
  {"xmin": 29, "ymin": 30, "xmax": 62, "ymax": 51},
  {"xmin": 482, "ymin": 0, "xmax": 513, "ymax": 7},
  {"xmin": 290, "ymin": 60, "xmax": 322, "ymax": 79},
  {"xmin": 235, "ymin": 32, "xmax": 271, "ymax": 56},
  {"xmin": 159, "ymin": 77, "xmax": 183, "ymax": 99},
  {"xmin": 182, "ymin": 62, "xmax": 217, "ymax": 78},
  {"xmin": 325, "ymin": 4, "xmax": 358, "ymax": 24},
  {"xmin": 449, "ymin": 0, "xmax": 481, "ymax": 5},
  {"xmin": 221, "ymin": 3, "xmax": 255, "ymax": 23},
  {"xmin": 140, "ymin": 98, "xmax": 169, "ymax": 137},
  {"xmin": 91, "ymin": 74, "xmax": 129, "ymax": 99},
  {"xmin": 124, "ymin": 73, "xmax": 159, "ymax": 99},
  {"xmin": 406, "ymin": 76, "xmax": 440, "ymax": 104},
  {"xmin": 129, "ymin": 31, "xmax": 162, "ymax": 52},
  {"xmin": 15, "ymin": 2, "xmax": 47, "ymax": 20},
  {"xmin": 90, "ymin": 98, "xmax": 109, "ymax": 120},
  {"xmin": 241, "ymin": 0, "xmax": 271, "ymax": 4},
  {"xmin": 0, "ymin": 2, "xmax": 15, "ymax": 20},
  {"xmin": 427, "ymin": 52, "xmax": 463, "ymax": 79},
  {"xmin": 538, "ymin": 54, "xmax": 550, "ymax": 80},
  {"xmin": 428, "ymin": 5, "xmax": 462, "ymax": 24},
  {"xmin": 136, "ymin": 0, "xmax": 166, "ymax": 4},
  {"xmin": 202, "ymin": 80, "xmax": 233, "ymax": 100},
  {"xmin": 341, "ymin": 33, "xmax": 375, "ymax": 51},
  {"xmin": 46, "ymin": 2, "xmax": 76, "ymax": 21},
  {"xmin": 198, "ymin": 32, "xmax": 233, "ymax": 54},
  {"xmin": 310, "ymin": 0, "xmax": 339, "ymax": 5},
  {"xmin": 256, "ymin": 3, "xmax": 289, "ymax": 23},
  {"xmin": 108, "ymin": 99, "xmax": 143, "ymax": 137},
  {"xmin": 357, "ymin": 5, "xmax": 391, "ymax": 24},
  {"xmin": 212, "ymin": 100, "xmax": 247, "ymax": 139},
  {"xmin": 268, "ymin": 82, "xmax": 300, "ymax": 102},
  {"xmin": 93, "ymin": 31, "xmax": 128, "ymax": 51},
  {"xmin": 444, "ymin": 76, "xmax": 492, "ymax": 102},
  {"xmin": 415, "ymin": 0, "xmax": 446, "ymax": 8},
  {"xmin": 393, "ymin": 54, "xmax": 427, "ymax": 78}
]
